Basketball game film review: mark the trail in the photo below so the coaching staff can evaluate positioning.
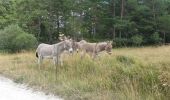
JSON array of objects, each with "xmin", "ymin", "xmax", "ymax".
[{"xmin": 0, "ymin": 76, "xmax": 62, "ymax": 100}]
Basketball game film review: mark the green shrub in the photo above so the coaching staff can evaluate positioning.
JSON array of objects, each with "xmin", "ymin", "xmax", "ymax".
[
  {"xmin": 13, "ymin": 33, "xmax": 37, "ymax": 51},
  {"xmin": 116, "ymin": 55, "xmax": 136, "ymax": 65},
  {"xmin": 131, "ymin": 35, "xmax": 143, "ymax": 46},
  {"xmin": 0, "ymin": 24, "xmax": 37, "ymax": 52},
  {"xmin": 150, "ymin": 32, "xmax": 162, "ymax": 44},
  {"xmin": 114, "ymin": 38, "xmax": 131, "ymax": 47}
]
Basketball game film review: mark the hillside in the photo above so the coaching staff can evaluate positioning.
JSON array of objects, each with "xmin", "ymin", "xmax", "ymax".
[{"xmin": 0, "ymin": 46, "xmax": 169, "ymax": 100}]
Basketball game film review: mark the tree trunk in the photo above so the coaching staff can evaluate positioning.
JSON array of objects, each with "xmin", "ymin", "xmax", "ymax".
[
  {"xmin": 38, "ymin": 17, "xmax": 41, "ymax": 42},
  {"xmin": 112, "ymin": 0, "xmax": 116, "ymax": 39},
  {"xmin": 72, "ymin": 11, "xmax": 76, "ymax": 39},
  {"xmin": 152, "ymin": 0, "xmax": 156, "ymax": 20},
  {"xmin": 57, "ymin": 14, "xmax": 60, "ymax": 35},
  {"xmin": 120, "ymin": 0, "xmax": 125, "ymax": 39},
  {"xmin": 121, "ymin": 0, "xmax": 125, "ymax": 19},
  {"xmin": 164, "ymin": 31, "xmax": 166, "ymax": 45},
  {"xmin": 92, "ymin": 22, "xmax": 96, "ymax": 39},
  {"xmin": 119, "ymin": 31, "xmax": 122, "ymax": 38},
  {"xmin": 48, "ymin": 23, "xmax": 53, "ymax": 43}
]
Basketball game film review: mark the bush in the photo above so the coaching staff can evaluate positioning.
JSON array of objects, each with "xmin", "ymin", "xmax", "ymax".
[
  {"xmin": 0, "ymin": 24, "xmax": 37, "ymax": 52},
  {"xmin": 114, "ymin": 38, "xmax": 131, "ymax": 47},
  {"xmin": 13, "ymin": 34, "xmax": 37, "ymax": 51},
  {"xmin": 131, "ymin": 35, "xmax": 143, "ymax": 46},
  {"xmin": 150, "ymin": 32, "xmax": 162, "ymax": 44},
  {"xmin": 116, "ymin": 55, "xmax": 136, "ymax": 66}
]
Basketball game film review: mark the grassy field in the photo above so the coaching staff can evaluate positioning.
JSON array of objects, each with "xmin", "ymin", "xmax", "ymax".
[{"xmin": 0, "ymin": 46, "xmax": 170, "ymax": 100}]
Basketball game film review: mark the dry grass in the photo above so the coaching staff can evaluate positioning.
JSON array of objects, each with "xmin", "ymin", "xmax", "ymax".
[{"xmin": 0, "ymin": 46, "xmax": 170, "ymax": 100}]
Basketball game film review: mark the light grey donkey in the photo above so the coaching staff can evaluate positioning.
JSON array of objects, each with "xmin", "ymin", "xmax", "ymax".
[
  {"xmin": 77, "ymin": 41, "xmax": 113, "ymax": 59},
  {"xmin": 36, "ymin": 39, "xmax": 73, "ymax": 69}
]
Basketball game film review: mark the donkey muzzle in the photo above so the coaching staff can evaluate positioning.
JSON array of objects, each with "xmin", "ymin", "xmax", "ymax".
[
  {"xmin": 107, "ymin": 52, "xmax": 112, "ymax": 55},
  {"xmin": 69, "ymin": 48, "xmax": 73, "ymax": 53}
]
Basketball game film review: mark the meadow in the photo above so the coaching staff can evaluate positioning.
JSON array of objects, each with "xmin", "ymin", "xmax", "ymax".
[{"xmin": 0, "ymin": 46, "xmax": 169, "ymax": 100}]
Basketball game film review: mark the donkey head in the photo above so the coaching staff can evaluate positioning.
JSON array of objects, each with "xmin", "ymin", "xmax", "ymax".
[
  {"xmin": 105, "ymin": 41, "xmax": 113, "ymax": 55},
  {"xmin": 63, "ymin": 38, "xmax": 74, "ymax": 53},
  {"xmin": 59, "ymin": 35, "xmax": 68, "ymax": 41},
  {"xmin": 71, "ymin": 40, "xmax": 81, "ymax": 53}
]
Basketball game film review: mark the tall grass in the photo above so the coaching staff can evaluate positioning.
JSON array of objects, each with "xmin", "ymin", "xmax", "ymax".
[{"xmin": 0, "ymin": 46, "xmax": 170, "ymax": 100}]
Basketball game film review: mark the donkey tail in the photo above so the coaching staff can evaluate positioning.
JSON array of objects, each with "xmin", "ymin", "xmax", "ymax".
[{"xmin": 36, "ymin": 52, "xmax": 38, "ymax": 58}]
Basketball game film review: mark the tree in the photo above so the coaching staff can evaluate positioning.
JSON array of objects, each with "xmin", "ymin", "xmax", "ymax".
[
  {"xmin": 0, "ymin": 0, "xmax": 17, "ymax": 29},
  {"xmin": 0, "ymin": 24, "xmax": 37, "ymax": 52},
  {"xmin": 1, "ymin": 0, "xmax": 170, "ymax": 46},
  {"xmin": 157, "ymin": 15, "xmax": 170, "ymax": 44}
]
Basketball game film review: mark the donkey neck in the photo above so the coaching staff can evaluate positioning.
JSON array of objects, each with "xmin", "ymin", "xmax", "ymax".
[
  {"xmin": 97, "ymin": 43, "xmax": 107, "ymax": 52},
  {"xmin": 59, "ymin": 41, "xmax": 66, "ymax": 51},
  {"xmin": 54, "ymin": 41, "xmax": 66, "ymax": 54}
]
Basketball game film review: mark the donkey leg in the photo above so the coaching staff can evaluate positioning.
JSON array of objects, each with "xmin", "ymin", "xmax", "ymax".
[
  {"xmin": 53, "ymin": 57, "xmax": 57, "ymax": 66},
  {"xmin": 38, "ymin": 58, "xmax": 40, "ymax": 69},
  {"xmin": 56, "ymin": 56, "xmax": 60, "ymax": 74},
  {"xmin": 59, "ymin": 55, "xmax": 63, "ymax": 66},
  {"xmin": 93, "ymin": 53, "xmax": 99, "ymax": 60},
  {"xmin": 38, "ymin": 56, "xmax": 42, "ymax": 69},
  {"xmin": 92, "ymin": 53, "xmax": 95, "ymax": 60},
  {"xmin": 80, "ymin": 51, "xmax": 85, "ymax": 59},
  {"xmin": 53, "ymin": 56, "xmax": 58, "ymax": 75},
  {"xmin": 59, "ymin": 54, "xmax": 64, "ymax": 66},
  {"xmin": 56, "ymin": 56, "xmax": 59, "ymax": 65},
  {"xmin": 92, "ymin": 52, "xmax": 97, "ymax": 60}
]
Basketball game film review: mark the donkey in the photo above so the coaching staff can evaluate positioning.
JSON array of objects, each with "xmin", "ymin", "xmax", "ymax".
[
  {"xmin": 36, "ymin": 39, "xmax": 73, "ymax": 69},
  {"xmin": 78, "ymin": 41, "xmax": 113, "ymax": 59},
  {"xmin": 72, "ymin": 40, "xmax": 87, "ymax": 53}
]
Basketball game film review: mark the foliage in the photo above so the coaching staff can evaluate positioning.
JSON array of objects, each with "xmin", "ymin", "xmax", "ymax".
[
  {"xmin": 150, "ymin": 32, "xmax": 162, "ymax": 44},
  {"xmin": 13, "ymin": 33, "xmax": 37, "ymax": 51},
  {"xmin": 0, "ymin": 0, "xmax": 170, "ymax": 45},
  {"xmin": 157, "ymin": 15, "xmax": 170, "ymax": 33},
  {"xmin": 114, "ymin": 38, "xmax": 130, "ymax": 47},
  {"xmin": 0, "ymin": 0, "xmax": 16, "ymax": 29},
  {"xmin": 0, "ymin": 24, "xmax": 37, "ymax": 52},
  {"xmin": 131, "ymin": 34, "xmax": 143, "ymax": 46}
]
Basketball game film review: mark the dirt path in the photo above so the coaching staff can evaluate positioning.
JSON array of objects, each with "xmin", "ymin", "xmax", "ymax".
[{"xmin": 0, "ymin": 76, "xmax": 62, "ymax": 100}]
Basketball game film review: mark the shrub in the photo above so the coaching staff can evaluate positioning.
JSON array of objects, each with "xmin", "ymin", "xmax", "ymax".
[
  {"xmin": 131, "ymin": 35, "xmax": 143, "ymax": 46},
  {"xmin": 0, "ymin": 24, "xmax": 37, "ymax": 52},
  {"xmin": 150, "ymin": 32, "xmax": 162, "ymax": 44},
  {"xmin": 114, "ymin": 38, "xmax": 131, "ymax": 47},
  {"xmin": 116, "ymin": 55, "xmax": 136, "ymax": 66},
  {"xmin": 13, "ymin": 33, "xmax": 37, "ymax": 52}
]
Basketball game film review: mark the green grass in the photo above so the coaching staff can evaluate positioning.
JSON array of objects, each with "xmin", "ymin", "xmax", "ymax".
[{"xmin": 0, "ymin": 46, "xmax": 170, "ymax": 100}]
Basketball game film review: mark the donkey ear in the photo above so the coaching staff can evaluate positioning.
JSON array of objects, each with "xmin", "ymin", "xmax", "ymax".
[
  {"xmin": 67, "ymin": 36, "xmax": 71, "ymax": 39},
  {"xmin": 69, "ymin": 37, "xmax": 73, "ymax": 42},
  {"xmin": 109, "ymin": 41, "xmax": 113, "ymax": 44},
  {"xmin": 63, "ymin": 43, "xmax": 66, "ymax": 48},
  {"xmin": 63, "ymin": 36, "xmax": 68, "ymax": 40},
  {"xmin": 59, "ymin": 37, "xmax": 63, "ymax": 41},
  {"xmin": 59, "ymin": 33, "xmax": 65, "ymax": 41},
  {"xmin": 106, "ymin": 41, "xmax": 110, "ymax": 44},
  {"xmin": 59, "ymin": 34, "xmax": 64, "ymax": 37},
  {"xmin": 73, "ymin": 39, "xmax": 76, "ymax": 42}
]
